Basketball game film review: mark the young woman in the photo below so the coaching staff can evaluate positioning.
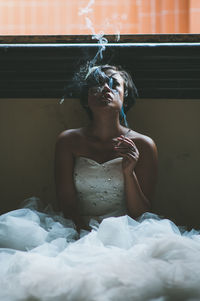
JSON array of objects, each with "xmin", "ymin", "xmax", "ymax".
[
  {"xmin": 1, "ymin": 65, "xmax": 200, "ymax": 301},
  {"xmin": 55, "ymin": 65, "xmax": 158, "ymax": 231}
]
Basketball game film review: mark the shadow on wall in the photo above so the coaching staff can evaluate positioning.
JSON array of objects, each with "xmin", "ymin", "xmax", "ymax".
[
  {"xmin": 0, "ymin": 98, "xmax": 89, "ymax": 215},
  {"xmin": 0, "ymin": 98, "xmax": 200, "ymax": 229}
]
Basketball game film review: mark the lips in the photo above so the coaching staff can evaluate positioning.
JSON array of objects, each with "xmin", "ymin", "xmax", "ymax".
[{"xmin": 102, "ymin": 92, "xmax": 113, "ymax": 101}]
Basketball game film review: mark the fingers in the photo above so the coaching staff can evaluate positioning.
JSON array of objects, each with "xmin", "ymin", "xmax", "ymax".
[
  {"xmin": 119, "ymin": 150, "xmax": 139, "ymax": 159},
  {"xmin": 118, "ymin": 152, "xmax": 138, "ymax": 160},
  {"xmin": 116, "ymin": 136, "xmax": 134, "ymax": 146},
  {"xmin": 113, "ymin": 135, "xmax": 132, "ymax": 145},
  {"xmin": 113, "ymin": 135, "xmax": 139, "ymax": 170},
  {"xmin": 114, "ymin": 137, "xmax": 139, "ymax": 155},
  {"xmin": 113, "ymin": 136, "xmax": 139, "ymax": 167}
]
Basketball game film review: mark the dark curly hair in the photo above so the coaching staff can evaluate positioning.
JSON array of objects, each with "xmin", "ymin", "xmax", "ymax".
[{"xmin": 80, "ymin": 65, "xmax": 138, "ymax": 121}]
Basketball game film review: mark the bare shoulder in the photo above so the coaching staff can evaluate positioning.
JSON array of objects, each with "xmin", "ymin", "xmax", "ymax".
[
  {"xmin": 56, "ymin": 128, "xmax": 85, "ymax": 154},
  {"xmin": 128, "ymin": 129, "xmax": 157, "ymax": 155},
  {"xmin": 57, "ymin": 128, "xmax": 83, "ymax": 142}
]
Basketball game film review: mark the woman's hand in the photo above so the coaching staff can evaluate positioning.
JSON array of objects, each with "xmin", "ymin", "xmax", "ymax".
[{"xmin": 114, "ymin": 135, "xmax": 139, "ymax": 175}]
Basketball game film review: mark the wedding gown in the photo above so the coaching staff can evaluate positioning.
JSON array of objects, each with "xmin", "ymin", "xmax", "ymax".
[{"xmin": 1, "ymin": 157, "xmax": 200, "ymax": 301}]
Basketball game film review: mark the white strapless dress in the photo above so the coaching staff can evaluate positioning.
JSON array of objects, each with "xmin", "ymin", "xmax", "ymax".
[
  {"xmin": 1, "ymin": 157, "xmax": 200, "ymax": 301},
  {"xmin": 74, "ymin": 157, "xmax": 127, "ymax": 224}
]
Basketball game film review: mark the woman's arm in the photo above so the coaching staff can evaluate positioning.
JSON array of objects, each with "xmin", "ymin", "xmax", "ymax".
[
  {"xmin": 114, "ymin": 135, "xmax": 158, "ymax": 218},
  {"xmin": 55, "ymin": 132, "xmax": 86, "ymax": 231}
]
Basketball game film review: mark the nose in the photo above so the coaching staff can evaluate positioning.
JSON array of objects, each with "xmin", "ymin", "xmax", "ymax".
[{"xmin": 102, "ymin": 82, "xmax": 111, "ymax": 92}]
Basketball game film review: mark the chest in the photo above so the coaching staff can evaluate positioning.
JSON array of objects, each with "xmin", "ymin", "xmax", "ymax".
[
  {"xmin": 74, "ymin": 157, "xmax": 126, "ymax": 217},
  {"xmin": 78, "ymin": 139, "xmax": 117, "ymax": 164}
]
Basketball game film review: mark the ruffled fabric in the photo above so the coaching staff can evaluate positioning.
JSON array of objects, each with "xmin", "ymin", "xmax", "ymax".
[{"xmin": 0, "ymin": 198, "xmax": 200, "ymax": 301}]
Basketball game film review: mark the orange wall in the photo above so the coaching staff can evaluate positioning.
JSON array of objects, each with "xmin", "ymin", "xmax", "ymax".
[
  {"xmin": 0, "ymin": 0, "xmax": 198, "ymax": 35},
  {"xmin": 189, "ymin": 0, "xmax": 200, "ymax": 33}
]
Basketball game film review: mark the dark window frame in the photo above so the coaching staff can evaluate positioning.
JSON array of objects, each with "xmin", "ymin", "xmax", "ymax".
[{"xmin": 0, "ymin": 34, "xmax": 200, "ymax": 99}]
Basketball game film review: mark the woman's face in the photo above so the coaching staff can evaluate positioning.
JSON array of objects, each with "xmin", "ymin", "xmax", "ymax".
[{"xmin": 87, "ymin": 69, "xmax": 125, "ymax": 112}]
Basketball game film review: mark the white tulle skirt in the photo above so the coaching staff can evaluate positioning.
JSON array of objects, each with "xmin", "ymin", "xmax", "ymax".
[{"xmin": 1, "ymin": 198, "xmax": 200, "ymax": 301}]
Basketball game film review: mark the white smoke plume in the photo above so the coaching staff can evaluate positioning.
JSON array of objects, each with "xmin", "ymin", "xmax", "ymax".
[
  {"xmin": 79, "ymin": 0, "xmax": 108, "ymax": 67},
  {"xmin": 59, "ymin": 97, "xmax": 65, "ymax": 104},
  {"xmin": 79, "ymin": 0, "xmax": 95, "ymax": 16},
  {"xmin": 60, "ymin": 0, "xmax": 123, "ymax": 104}
]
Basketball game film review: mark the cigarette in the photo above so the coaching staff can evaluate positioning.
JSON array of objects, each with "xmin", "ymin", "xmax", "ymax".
[{"xmin": 116, "ymin": 129, "xmax": 131, "ymax": 146}]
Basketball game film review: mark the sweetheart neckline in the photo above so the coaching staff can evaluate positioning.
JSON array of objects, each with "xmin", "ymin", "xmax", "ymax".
[{"xmin": 76, "ymin": 156, "xmax": 123, "ymax": 165}]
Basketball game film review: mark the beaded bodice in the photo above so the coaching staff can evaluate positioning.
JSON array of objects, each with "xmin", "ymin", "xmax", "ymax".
[{"xmin": 74, "ymin": 157, "xmax": 127, "ymax": 223}]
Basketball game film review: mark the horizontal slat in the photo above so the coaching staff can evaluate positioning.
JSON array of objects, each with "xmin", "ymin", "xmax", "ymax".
[
  {"xmin": 0, "ymin": 34, "xmax": 200, "ymax": 44},
  {"xmin": 0, "ymin": 78, "xmax": 199, "ymax": 87},
  {"xmin": 1, "ymin": 89, "xmax": 199, "ymax": 99},
  {"xmin": 0, "ymin": 42, "xmax": 199, "ymax": 99}
]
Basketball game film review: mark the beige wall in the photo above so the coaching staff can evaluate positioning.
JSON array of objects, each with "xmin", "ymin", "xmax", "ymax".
[{"xmin": 0, "ymin": 98, "xmax": 200, "ymax": 229}]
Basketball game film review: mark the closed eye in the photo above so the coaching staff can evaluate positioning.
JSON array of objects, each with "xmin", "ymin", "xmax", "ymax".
[{"xmin": 112, "ymin": 79, "xmax": 120, "ymax": 88}]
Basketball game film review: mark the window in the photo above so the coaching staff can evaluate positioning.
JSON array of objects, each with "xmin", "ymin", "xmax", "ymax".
[
  {"xmin": 0, "ymin": 0, "xmax": 199, "ymax": 35},
  {"xmin": 0, "ymin": 0, "xmax": 199, "ymax": 99}
]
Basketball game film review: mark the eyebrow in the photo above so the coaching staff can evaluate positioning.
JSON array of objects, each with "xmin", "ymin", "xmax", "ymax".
[
  {"xmin": 106, "ymin": 73, "xmax": 122, "ymax": 81},
  {"xmin": 109, "ymin": 72, "xmax": 118, "ymax": 77},
  {"xmin": 110, "ymin": 75, "xmax": 123, "ymax": 85}
]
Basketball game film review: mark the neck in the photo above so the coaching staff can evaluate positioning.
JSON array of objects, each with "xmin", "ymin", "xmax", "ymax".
[{"xmin": 87, "ymin": 112, "xmax": 125, "ymax": 141}]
